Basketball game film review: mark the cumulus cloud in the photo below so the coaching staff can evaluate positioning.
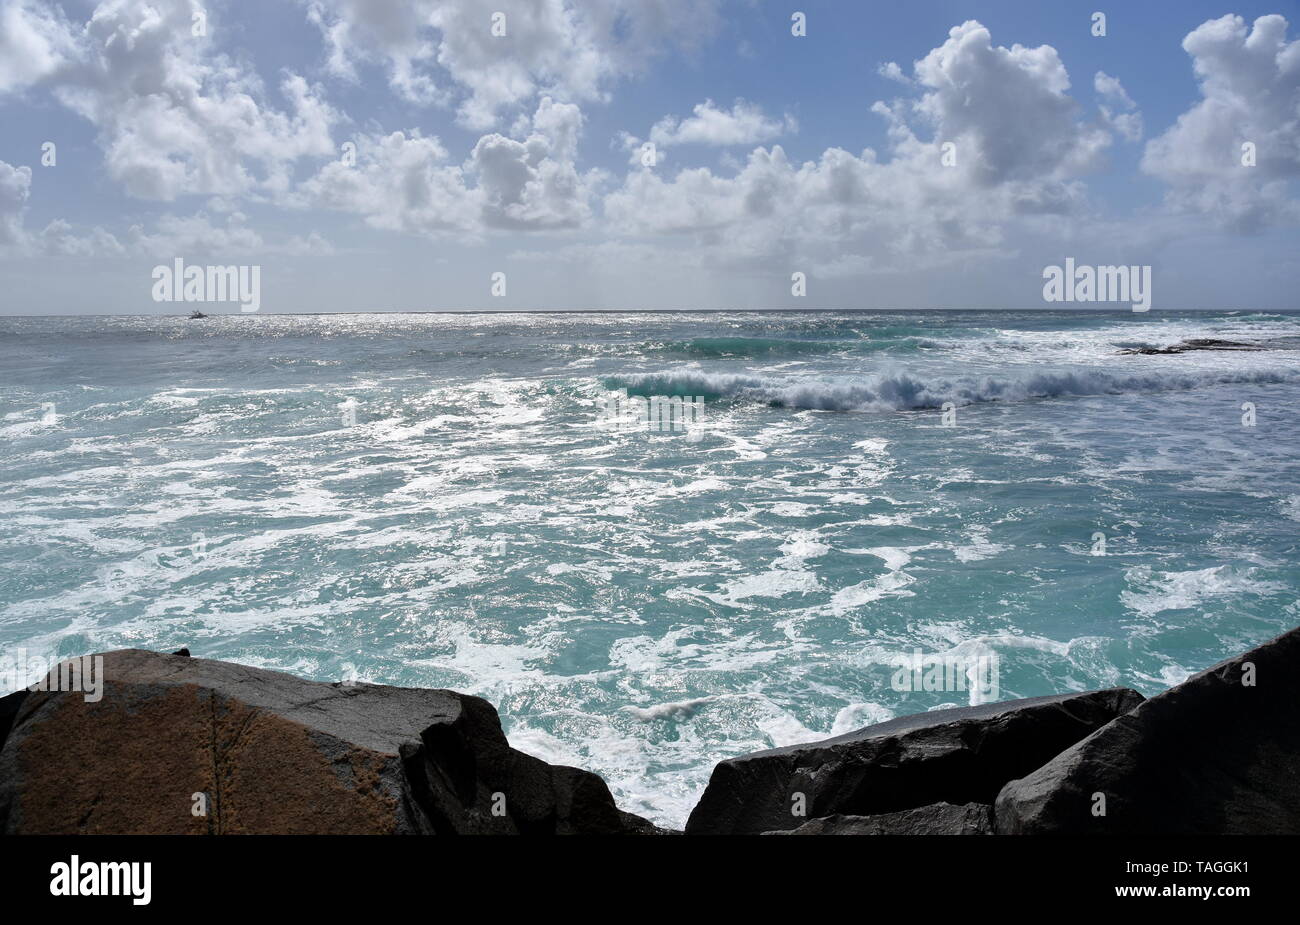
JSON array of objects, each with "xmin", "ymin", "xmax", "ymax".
[
  {"xmin": 1095, "ymin": 71, "xmax": 1143, "ymax": 142},
  {"xmin": 1142, "ymin": 14, "xmax": 1300, "ymax": 231},
  {"xmin": 617, "ymin": 98, "xmax": 795, "ymax": 167},
  {"xmin": 604, "ymin": 20, "xmax": 1109, "ymax": 270},
  {"xmin": 296, "ymin": 130, "xmax": 479, "ymax": 235},
  {"xmin": 903, "ymin": 20, "xmax": 1110, "ymax": 186},
  {"xmin": 3, "ymin": 0, "xmax": 339, "ymax": 202},
  {"xmin": 304, "ymin": 0, "xmax": 446, "ymax": 105},
  {"xmin": 0, "ymin": 160, "xmax": 32, "ymax": 245},
  {"xmin": 877, "ymin": 61, "xmax": 912, "ymax": 85},
  {"xmin": 0, "ymin": 0, "xmax": 75, "ymax": 93},
  {"xmin": 70, "ymin": 0, "xmax": 339, "ymax": 200},
  {"xmin": 303, "ymin": 0, "xmax": 723, "ymax": 129},
  {"xmin": 648, "ymin": 99, "xmax": 795, "ymax": 148},
  {"xmin": 297, "ymin": 96, "xmax": 596, "ymax": 235},
  {"xmin": 472, "ymin": 97, "xmax": 596, "ymax": 229}
]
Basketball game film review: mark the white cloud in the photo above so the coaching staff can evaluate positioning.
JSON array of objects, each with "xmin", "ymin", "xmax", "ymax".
[
  {"xmin": 124, "ymin": 211, "xmax": 264, "ymax": 256},
  {"xmin": 1094, "ymin": 71, "xmax": 1135, "ymax": 110},
  {"xmin": 472, "ymin": 97, "xmax": 596, "ymax": 229},
  {"xmin": 877, "ymin": 61, "xmax": 912, "ymax": 85},
  {"xmin": 304, "ymin": 0, "xmax": 445, "ymax": 105},
  {"xmin": 648, "ymin": 99, "xmax": 795, "ymax": 148},
  {"xmin": 604, "ymin": 20, "xmax": 1109, "ymax": 270},
  {"xmin": 906, "ymin": 21, "xmax": 1109, "ymax": 186},
  {"xmin": 1094, "ymin": 71, "xmax": 1143, "ymax": 142},
  {"xmin": 296, "ymin": 129, "xmax": 480, "ymax": 235},
  {"xmin": 5, "ymin": 0, "xmax": 340, "ymax": 202},
  {"xmin": 0, "ymin": 160, "xmax": 32, "ymax": 245},
  {"xmin": 297, "ymin": 96, "xmax": 597, "ymax": 235},
  {"xmin": 304, "ymin": 0, "xmax": 723, "ymax": 129},
  {"xmin": 1142, "ymin": 14, "xmax": 1300, "ymax": 231},
  {"xmin": 0, "ymin": 0, "xmax": 75, "ymax": 94},
  {"xmin": 31, "ymin": 219, "xmax": 124, "ymax": 256},
  {"xmin": 617, "ymin": 98, "xmax": 795, "ymax": 167}
]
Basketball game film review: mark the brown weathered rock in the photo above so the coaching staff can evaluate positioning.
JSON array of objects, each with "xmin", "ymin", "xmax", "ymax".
[
  {"xmin": 685, "ymin": 688, "xmax": 1144, "ymax": 835},
  {"xmin": 995, "ymin": 624, "xmax": 1300, "ymax": 834},
  {"xmin": 767, "ymin": 802, "xmax": 993, "ymax": 835},
  {"xmin": 0, "ymin": 649, "xmax": 656, "ymax": 835}
]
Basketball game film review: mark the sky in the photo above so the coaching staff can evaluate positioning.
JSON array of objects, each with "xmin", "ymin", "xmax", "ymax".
[{"xmin": 0, "ymin": 0, "xmax": 1298, "ymax": 314}]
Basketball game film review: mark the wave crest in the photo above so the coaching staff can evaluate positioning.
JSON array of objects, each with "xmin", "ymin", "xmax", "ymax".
[{"xmin": 606, "ymin": 366, "xmax": 1296, "ymax": 412}]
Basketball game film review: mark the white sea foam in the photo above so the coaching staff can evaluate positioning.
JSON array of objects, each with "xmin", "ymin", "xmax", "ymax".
[
  {"xmin": 1121, "ymin": 565, "xmax": 1286, "ymax": 617},
  {"xmin": 622, "ymin": 697, "xmax": 713, "ymax": 721}
]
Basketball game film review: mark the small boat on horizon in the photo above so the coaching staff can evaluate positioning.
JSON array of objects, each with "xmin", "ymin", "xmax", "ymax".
[{"xmin": 189, "ymin": 310, "xmax": 208, "ymax": 319}]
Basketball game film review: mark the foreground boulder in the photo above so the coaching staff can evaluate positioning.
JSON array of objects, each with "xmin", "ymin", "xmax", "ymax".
[
  {"xmin": 996, "ymin": 625, "xmax": 1300, "ymax": 834},
  {"xmin": 0, "ymin": 649, "xmax": 657, "ymax": 835},
  {"xmin": 768, "ymin": 802, "xmax": 993, "ymax": 835},
  {"xmin": 685, "ymin": 689, "xmax": 1143, "ymax": 835}
]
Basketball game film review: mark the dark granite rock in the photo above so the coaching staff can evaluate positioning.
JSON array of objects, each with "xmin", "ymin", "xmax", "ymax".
[
  {"xmin": 0, "ymin": 690, "xmax": 27, "ymax": 753},
  {"xmin": 995, "ymin": 625, "xmax": 1300, "ymax": 834},
  {"xmin": 0, "ymin": 649, "xmax": 656, "ymax": 835},
  {"xmin": 768, "ymin": 802, "xmax": 993, "ymax": 835},
  {"xmin": 685, "ymin": 688, "xmax": 1144, "ymax": 835}
]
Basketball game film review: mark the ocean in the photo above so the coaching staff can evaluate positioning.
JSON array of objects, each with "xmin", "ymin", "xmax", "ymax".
[{"xmin": 2, "ymin": 309, "xmax": 1298, "ymax": 828}]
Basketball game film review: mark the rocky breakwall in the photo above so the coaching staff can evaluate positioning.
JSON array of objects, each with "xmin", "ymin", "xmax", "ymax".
[{"xmin": 3, "ymin": 624, "xmax": 1297, "ymax": 835}]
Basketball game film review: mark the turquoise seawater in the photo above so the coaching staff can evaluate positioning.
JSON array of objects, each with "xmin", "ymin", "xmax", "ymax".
[{"xmin": 2, "ymin": 309, "xmax": 1298, "ymax": 826}]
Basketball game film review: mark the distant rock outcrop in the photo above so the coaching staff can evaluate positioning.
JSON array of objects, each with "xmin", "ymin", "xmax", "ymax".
[
  {"xmin": 995, "ymin": 624, "xmax": 1300, "ymax": 834},
  {"xmin": 0, "ymin": 649, "xmax": 659, "ymax": 835},
  {"xmin": 1117, "ymin": 338, "xmax": 1262, "ymax": 355},
  {"xmin": 685, "ymin": 689, "xmax": 1144, "ymax": 835}
]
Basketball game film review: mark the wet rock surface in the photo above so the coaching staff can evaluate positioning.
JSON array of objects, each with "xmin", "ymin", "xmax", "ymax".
[
  {"xmin": 685, "ymin": 688, "xmax": 1143, "ymax": 835},
  {"xmin": 995, "ymin": 624, "xmax": 1300, "ymax": 834}
]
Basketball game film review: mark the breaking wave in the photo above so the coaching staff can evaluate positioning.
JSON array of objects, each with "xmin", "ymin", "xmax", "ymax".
[{"xmin": 606, "ymin": 366, "xmax": 1298, "ymax": 412}]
